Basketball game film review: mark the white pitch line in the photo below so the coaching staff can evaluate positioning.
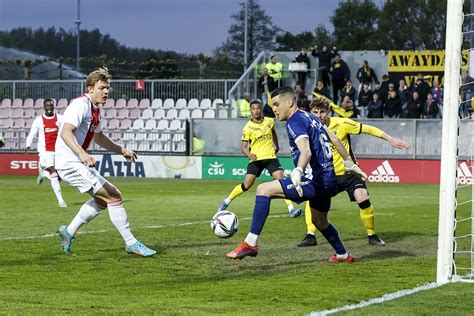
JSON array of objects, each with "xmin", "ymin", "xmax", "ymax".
[
  {"xmin": 0, "ymin": 214, "xmax": 285, "ymax": 242},
  {"xmin": 308, "ymin": 282, "xmax": 441, "ymax": 316}
]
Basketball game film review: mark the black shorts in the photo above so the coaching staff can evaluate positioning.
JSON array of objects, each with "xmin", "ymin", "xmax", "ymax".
[
  {"xmin": 336, "ymin": 173, "xmax": 368, "ymax": 202},
  {"xmin": 247, "ymin": 158, "xmax": 283, "ymax": 177}
]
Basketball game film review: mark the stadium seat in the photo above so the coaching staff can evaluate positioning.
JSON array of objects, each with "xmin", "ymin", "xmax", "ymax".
[
  {"xmin": 23, "ymin": 98, "xmax": 34, "ymax": 108},
  {"xmin": 131, "ymin": 119, "xmax": 144, "ymax": 130},
  {"xmin": 151, "ymin": 98, "xmax": 162, "ymax": 109},
  {"xmin": 169, "ymin": 119, "xmax": 182, "ymax": 130},
  {"xmin": 200, "ymin": 99, "xmax": 212, "ymax": 109},
  {"xmin": 129, "ymin": 108, "xmax": 140, "ymax": 119},
  {"xmin": 191, "ymin": 109, "xmax": 203, "ymax": 118},
  {"xmin": 57, "ymin": 98, "xmax": 68, "ymax": 109},
  {"xmin": 127, "ymin": 98, "xmax": 138, "ymax": 108},
  {"xmin": 105, "ymin": 108, "xmax": 117, "ymax": 119},
  {"xmin": 103, "ymin": 98, "xmax": 114, "ymax": 109},
  {"xmin": 117, "ymin": 109, "xmax": 129, "ymax": 119},
  {"xmin": 1, "ymin": 99, "xmax": 11, "ymax": 107},
  {"xmin": 12, "ymin": 99, "xmax": 23, "ymax": 108},
  {"xmin": 178, "ymin": 109, "xmax": 190, "ymax": 119},
  {"xmin": 144, "ymin": 119, "xmax": 157, "ymax": 130},
  {"xmin": 141, "ymin": 108, "xmax": 154, "ymax": 119},
  {"xmin": 23, "ymin": 108, "xmax": 35, "ymax": 118},
  {"xmin": 34, "ymin": 98, "xmax": 45, "ymax": 108},
  {"xmin": 187, "ymin": 99, "xmax": 199, "ymax": 109},
  {"xmin": 203, "ymin": 109, "xmax": 215, "ymax": 118},
  {"xmin": 115, "ymin": 99, "xmax": 127, "ymax": 109},
  {"xmin": 138, "ymin": 98, "xmax": 150, "ymax": 109},
  {"xmin": 120, "ymin": 119, "xmax": 132, "ymax": 130},
  {"xmin": 0, "ymin": 108, "xmax": 12, "ymax": 118},
  {"xmin": 163, "ymin": 98, "xmax": 174, "ymax": 109},
  {"xmin": 212, "ymin": 98, "xmax": 224, "ymax": 108},
  {"xmin": 166, "ymin": 108, "xmax": 178, "ymax": 119},
  {"xmin": 153, "ymin": 108, "xmax": 166, "ymax": 119},
  {"xmin": 218, "ymin": 109, "xmax": 229, "ymax": 118},
  {"xmin": 13, "ymin": 118, "xmax": 25, "ymax": 129},
  {"xmin": 157, "ymin": 119, "xmax": 169, "ymax": 130},
  {"xmin": 101, "ymin": 119, "xmax": 108, "ymax": 129},
  {"xmin": 175, "ymin": 98, "xmax": 187, "ymax": 109},
  {"xmin": 11, "ymin": 109, "xmax": 23, "ymax": 118},
  {"xmin": 3, "ymin": 118, "xmax": 13, "ymax": 128},
  {"xmin": 25, "ymin": 118, "xmax": 34, "ymax": 127}
]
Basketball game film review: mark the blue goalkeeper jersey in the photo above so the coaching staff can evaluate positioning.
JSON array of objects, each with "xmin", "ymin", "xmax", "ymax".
[{"xmin": 286, "ymin": 110, "xmax": 336, "ymax": 186}]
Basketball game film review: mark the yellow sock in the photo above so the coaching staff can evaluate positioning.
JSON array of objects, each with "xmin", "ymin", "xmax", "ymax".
[
  {"xmin": 228, "ymin": 184, "xmax": 245, "ymax": 200},
  {"xmin": 305, "ymin": 201, "xmax": 317, "ymax": 234},
  {"xmin": 284, "ymin": 199, "xmax": 293, "ymax": 210},
  {"xmin": 360, "ymin": 204, "xmax": 375, "ymax": 235}
]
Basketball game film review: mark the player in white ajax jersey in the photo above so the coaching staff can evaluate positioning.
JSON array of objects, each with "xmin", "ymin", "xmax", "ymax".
[
  {"xmin": 55, "ymin": 67, "xmax": 155, "ymax": 257},
  {"xmin": 25, "ymin": 98, "xmax": 67, "ymax": 207}
]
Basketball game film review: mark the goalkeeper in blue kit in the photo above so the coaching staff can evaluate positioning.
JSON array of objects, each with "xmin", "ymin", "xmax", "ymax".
[{"xmin": 226, "ymin": 86, "xmax": 367, "ymax": 262}]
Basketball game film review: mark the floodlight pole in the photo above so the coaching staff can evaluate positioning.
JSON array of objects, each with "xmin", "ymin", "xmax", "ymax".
[
  {"xmin": 244, "ymin": 0, "xmax": 248, "ymax": 72},
  {"xmin": 74, "ymin": 0, "xmax": 81, "ymax": 71}
]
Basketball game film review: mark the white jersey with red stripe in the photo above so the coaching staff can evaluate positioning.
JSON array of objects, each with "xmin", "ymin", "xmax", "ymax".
[
  {"xmin": 55, "ymin": 94, "xmax": 102, "ymax": 169},
  {"xmin": 26, "ymin": 113, "xmax": 63, "ymax": 153}
]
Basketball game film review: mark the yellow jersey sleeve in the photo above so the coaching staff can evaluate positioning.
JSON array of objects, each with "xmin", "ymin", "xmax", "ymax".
[
  {"xmin": 328, "ymin": 117, "xmax": 361, "ymax": 175},
  {"xmin": 242, "ymin": 117, "xmax": 277, "ymax": 161}
]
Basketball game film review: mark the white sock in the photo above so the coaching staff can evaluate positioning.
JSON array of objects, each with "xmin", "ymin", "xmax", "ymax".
[
  {"xmin": 224, "ymin": 197, "xmax": 231, "ymax": 205},
  {"xmin": 50, "ymin": 173, "xmax": 65, "ymax": 203},
  {"xmin": 307, "ymin": 232, "xmax": 315, "ymax": 236},
  {"xmin": 288, "ymin": 204, "xmax": 295, "ymax": 211},
  {"xmin": 108, "ymin": 200, "xmax": 137, "ymax": 246},
  {"xmin": 244, "ymin": 232, "xmax": 259, "ymax": 247},
  {"xmin": 336, "ymin": 252, "xmax": 348, "ymax": 259},
  {"xmin": 67, "ymin": 199, "xmax": 103, "ymax": 236}
]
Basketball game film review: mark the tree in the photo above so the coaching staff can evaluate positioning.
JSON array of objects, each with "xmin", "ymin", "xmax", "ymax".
[
  {"xmin": 276, "ymin": 31, "xmax": 315, "ymax": 51},
  {"xmin": 314, "ymin": 25, "xmax": 335, "ymax": 49},
  {"xmin": 377, "ymin": 0, "xmax": 447, "ymax": 50},
  {"xmin": 331, "ymin": 0, "xmax": 380, "ymax": 50},
  {"xmin": 215, "ymin": 0, "xmax": 281, "ymax": 65}
]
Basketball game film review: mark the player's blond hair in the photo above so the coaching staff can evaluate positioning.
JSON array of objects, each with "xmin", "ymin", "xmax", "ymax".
[
  {"xmin": 86, "ymin": 67, "xmax": 111, "ymax": 88},
  {"xmin": 309, "ymin": 98, "xmax": 330, "ymax": 112}
]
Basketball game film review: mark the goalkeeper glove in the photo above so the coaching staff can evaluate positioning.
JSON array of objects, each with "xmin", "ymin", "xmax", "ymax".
[
  {"xmin": 290, "ymin": 167, "xmax": 304, "ymax": 197},
  {"xmin": 343, "ymin": 158, "xmax": 367, "ymax": 181}
]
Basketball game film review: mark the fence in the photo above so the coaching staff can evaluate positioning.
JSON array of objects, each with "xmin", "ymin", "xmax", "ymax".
[{"xmin": 0, "ymin": 79, "xmax": 237, "ymax": 102}]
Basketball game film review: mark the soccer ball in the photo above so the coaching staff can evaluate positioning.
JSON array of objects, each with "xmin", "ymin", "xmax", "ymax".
[{"xmin": 211, "ymin": 211, "xmax": 239, "ymax": 238}]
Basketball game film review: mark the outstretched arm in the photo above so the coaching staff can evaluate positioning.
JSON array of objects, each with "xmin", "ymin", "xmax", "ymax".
[
  {"xmin": 93, "ymin": 132, "xmax": 137, "ymax": 162},
  {"xmin": 361, "ymin": 124, "xmax": 410, "ymax": 149}
]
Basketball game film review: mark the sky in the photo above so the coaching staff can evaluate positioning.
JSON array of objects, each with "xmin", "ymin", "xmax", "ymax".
[{"xmin": 0, "ymin": 0, "xmax": 339, "ymax": 55}]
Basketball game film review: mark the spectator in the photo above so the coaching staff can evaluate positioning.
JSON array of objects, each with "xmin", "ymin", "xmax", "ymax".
[
  {"xmin": 414, "ymin": 73, "xmax": 430, "ymax": 102},
  {"xmin": 367, "ymin": 92, "xmax": 384, "ymax": 118},
  {"xmin": 384, "ymin": 90, "xmax": 401, "ymax": 118},
  {"xmin": 397, "ymin": 79, "xmax": 410, "ymax": 107},
  {"xmin": 406, "ymin": 91, "xmax": 423, "ymax": 118},
  {"xmin": 258, "ymin": 68, "xmax": 276, "ymax": 103},
  {"xmin": 357, "ymin": 82, "xmax": 373, "ymax": 118},
  {"xmin": 330, "ymin": 53, "xmax": 350, "ymax": 104},
  {"xmin": 356, "ymin": 60, "xmax": 378, "ymax": 90},
  {"xmin": 340, "ymin": 95, "xmax": 360, "ymax": 118},
  {"xmin": 339, "ymin": 79, "xmax": 357, "ymax": 104},
  {"xmin": 423, "ymin": 93, "xmax": 440, "ymax": 119},
  {"xmin": 379, "ymin": 74, "xmax": 393, "ymax": 103},
  {"xmin": 265, "ymin": 55, "xmax": 283, "ymax": 86},
  {"xmin": 431, "ymin": 79, "xmax": 443, "ymax": 104},
  {"xmin": 294, "ymin": 48, "xmax": 311, "ymax": 90},
  {"xmin": 313, "ymin": 79, "xmax": 331, "ymax": 99},
  {"xmin": 311, "ymin": 45, "xmax": 337, "ymax": 86},
  {"xmin": 239, "ymin": 92, "xmax": 251, "ymax": 118},
  {"xmin": 294, "ymin": 84, "xmax": 309, "ymax": 111}
]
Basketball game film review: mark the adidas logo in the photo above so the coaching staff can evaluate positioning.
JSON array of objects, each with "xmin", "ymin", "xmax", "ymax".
[
  {"xmin": 368, "ymin": 160, "xmax": 400, "ymax": 183},
  {"xmin": 457, "ymin": 162, "xmax": 473, "ymax": 185}
]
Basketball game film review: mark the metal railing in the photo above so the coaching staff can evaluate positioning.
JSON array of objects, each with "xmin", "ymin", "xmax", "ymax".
[{"xmin": 0, "ymin": 79, "xmax": 238, "ymax": 102}]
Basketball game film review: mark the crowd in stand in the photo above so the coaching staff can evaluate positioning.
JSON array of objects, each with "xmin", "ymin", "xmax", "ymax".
[{"xmin": 239, "ymin": 47, "xmax": 474, "ymax": 120}]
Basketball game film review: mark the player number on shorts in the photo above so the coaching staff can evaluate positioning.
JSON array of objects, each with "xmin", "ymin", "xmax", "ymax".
[{"xmin": 319, "ymin": 134, "xmax": 332, "ymax": 159}]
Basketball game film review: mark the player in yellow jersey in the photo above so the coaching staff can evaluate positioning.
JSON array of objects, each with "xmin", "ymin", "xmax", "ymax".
[
  {"xmin": 297, "ymin": 98, "xmax": 410, "ymax": 247},
  {"xmin": 217, "ymin": 99, "xmax": 302, "ymax": 218}
]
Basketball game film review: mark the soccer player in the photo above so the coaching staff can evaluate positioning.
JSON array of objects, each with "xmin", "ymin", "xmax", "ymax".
[
  {"xmin": 25, "ymin": 98, "xmax": 67, "ymax": 208},
  {"xmin": 217, "ymin": 99, "xmax": 303, "ymax": 218},
  {"xmin": 226, "ymin": 86, "xmax": 366, "ymax": 262},
  {"xmin": 55, "ymin": 67, "xmax": 155, "ymax": 257},
  {"xmin": 297, "ymin": 98, "xmax": 410, "ymax": 247}
]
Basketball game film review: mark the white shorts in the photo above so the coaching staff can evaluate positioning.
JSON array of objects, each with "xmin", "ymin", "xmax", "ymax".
[
  {"xmin": 39, "ymin": 151, "xmax": 55, "ymax": 169},
  {"xmin": 57, "ymin": 163, "xmax": 108, "ymax": 194}
]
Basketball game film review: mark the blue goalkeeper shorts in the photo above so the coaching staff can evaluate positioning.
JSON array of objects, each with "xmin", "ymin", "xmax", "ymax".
[{"xmin": 279, "ymin": 177, "xmax": 337, "ymax": 213}]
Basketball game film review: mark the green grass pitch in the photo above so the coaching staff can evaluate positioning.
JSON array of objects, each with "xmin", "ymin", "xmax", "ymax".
[{"xmin": 0, "ymin": 175, "xmax": 473, "ymax": 314}]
